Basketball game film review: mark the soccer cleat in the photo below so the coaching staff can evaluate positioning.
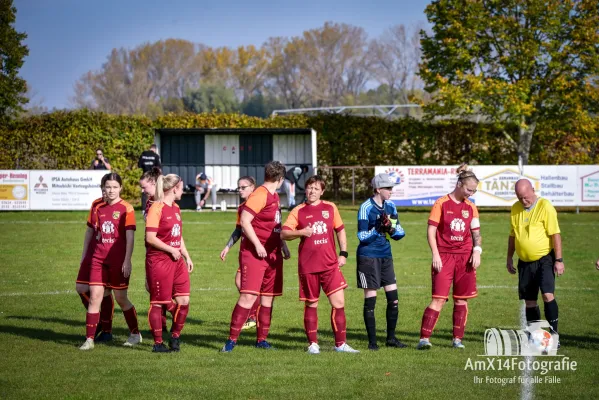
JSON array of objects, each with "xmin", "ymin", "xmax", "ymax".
[
  {"xmin": 416, "ymin": 338, "xmax": 433, "ymax": 350},
  {"xmin": 307, "ymin": 342, "xmax": 320, "ymax": 354},
  {"xmin": 79, "ymin": 338, "xmax": 95, "ymax": 351},
  {"xmin": 220, "ymin": 339, "xmax": 236, "ymax": 353},
  {"xmin": 452, "ymin": 339, "xmax": 465, "ymax": 349},
  {"xmin": 123, "ymin": 333, "xmax": 142, "ymax": 347},
  {"xmin": 255, "ymin": 340, "xmax": 275, "ymax": 350},
  {"xmin": 95, "ymin": 332, "xmax": 113, "ymax": 343},
  {"xmin": 152, "ymin": 343, "xmax": 170, "ymax": 353},
  {"xmin": 368, "ymin": 343, "xmax": 379, "ymax": 351},
  {"xmin": 241, "ymin": 318, "xmax": 257, "ymax": 330},
  {"xmin": 334, "ymin": 343, "xmax": 360, "ymax": 353},
  {"xmin": 169, "ymin": 337, "xmax": 181, "ymax": 352},
  {"xmin": 386, "ymin": 337, "xmax": 408, "ymax": 348}
]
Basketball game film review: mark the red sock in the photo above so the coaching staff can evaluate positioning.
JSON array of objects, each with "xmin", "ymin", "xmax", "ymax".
[
  {"xmin": 123, "ymin": 305, "xmax": 140, "ymax": 334},
  {"xmin": 257, "ymin": 305, "xmax": 272, "ymax": 342},
  {"xmin": 420, "ymin": 307, "xmax": 440, "ymax": 339},
  {"xmin": 453, "ymin": 303, "xmax": 468, "ymax": 339},
  {"xmin": 85, "ymin": 312, "xmax": 100, "ymax": 339},
  {"xmin": 229, "ymin": 304, "xmax": 251, "ymax": 341},
  {"xmin": 171, "ymin": 304, "xmax": 189, "ymax": 338},
  {"xmin": 100, "ymin": 295, "xmax": 114, "ymax": 333},
  {"xmin": 303, "ymin": 305, "xmax": 318, "ymax": 344},
  {"xmin": 161, "ymin": 306, "xmax": 168, "ymax": 330},
  {"xmin": 79, "ymin": 292, "xmax": 90, "ymax": 309},
  {"xmin": 148, "ymin": 304, "xmax": 164, "ymax": 344},
  {"xmin": 331, "ymin": 307, "xmax": 347, "ymax": 347},
  {"xmin": 249, "ymin": 296, "xmax": 260, "ymax": 320}
]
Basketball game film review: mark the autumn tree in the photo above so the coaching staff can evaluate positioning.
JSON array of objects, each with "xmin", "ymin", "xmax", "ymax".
[{"xmin": 420, "ymin": 0, "xmax": 599, "ymax": 165}]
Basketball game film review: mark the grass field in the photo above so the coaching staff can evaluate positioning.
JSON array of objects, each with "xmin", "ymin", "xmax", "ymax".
[{"xmin": 0, "ymin": 209, "xmax": 598, "ymax": 400}]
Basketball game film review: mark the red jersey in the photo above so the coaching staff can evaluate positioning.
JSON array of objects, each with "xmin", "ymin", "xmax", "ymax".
[
  {"xmin": 91, "ymin": 200, "xmax": 136, "ymax": 264},
  {"xmin": 84, "ymin": 197, "xmax": 104, "ymax": 255},
  {"xmin": 146, "ymin": 201, "xmax": 183, "ymax": 259},
  {"xmin": 143, "ymin": 195, "xmax": 155, "ymax": 221},
  {"xmin": 235, "ymin": 201, "xmax": 246, "ymax": 229},
  {"xmin": 428, "ymin": 195, "xmax": 479, "ymax": 254},
  {"xmin": 282, "ymin": 201, "xmax": 344, "ymax": 274},
  {"xmin": 240, "ymin": 186, "xmax": 282, "ymax": 254}
]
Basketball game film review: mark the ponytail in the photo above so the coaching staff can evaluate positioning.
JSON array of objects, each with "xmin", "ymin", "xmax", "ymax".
[
  {"xmin": 456, "ymin": 163, "xmax": 479, "ymax": 184},
  {"xmin": 155, "ymin": 174, "xmax": 181, "ymax": 202}
]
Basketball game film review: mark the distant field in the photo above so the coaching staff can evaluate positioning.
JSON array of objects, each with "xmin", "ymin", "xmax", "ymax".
[{"xmin": 0, "ymin": 210, "xmax": 597, "ymax": 399}]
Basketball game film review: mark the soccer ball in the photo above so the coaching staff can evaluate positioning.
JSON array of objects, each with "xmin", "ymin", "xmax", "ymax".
[{"xmin": 530, "ymin": 329, "xmax": 554, "ymax": 355}]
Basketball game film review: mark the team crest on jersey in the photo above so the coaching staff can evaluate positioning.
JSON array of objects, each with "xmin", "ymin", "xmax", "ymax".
[
  {"xmin": 462, "ymin": 210, "xmax": 469, "ymax": 219},
  {"xmin": 171, "ymin": 224, "xmax": 181, "ymax": 237},
  {"xmin": 101, "ymin": 221, "xmax": 115, "ymax": 234},
  {"xmin": 312, "ymin": 221, "xmax": 328, "ymax": 235},
  {"xmin": 112, "ymin": 211, "xmax": 120, "ymax": 219},
  {"xmin": 176, "ymin": 213, "xmax": 181, "ymax": 221},
  {"xmin": 322, "ymin": 211, "xmax": 329, "ymax": 219}
]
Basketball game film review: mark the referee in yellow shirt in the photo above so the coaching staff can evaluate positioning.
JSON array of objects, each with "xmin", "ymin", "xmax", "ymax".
[{"xmin": 506, "ymin": 179, "xmax": 564, "ymax": 336}]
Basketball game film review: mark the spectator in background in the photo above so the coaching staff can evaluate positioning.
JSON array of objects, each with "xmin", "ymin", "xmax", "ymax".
[
  {"xmin": 195, "ymin": 173, "xmax": 218, "ymax": 212},
  {"xmin": 90, "ymin": 149, "xmax": 112, "ymax": 171},
  {"xmin": 283, "ymin": 165, "xmax": 310, "ymax": 211},
  {"xmin": 138, "ymin": 144, "xmax": 161, "ymax": 207}
]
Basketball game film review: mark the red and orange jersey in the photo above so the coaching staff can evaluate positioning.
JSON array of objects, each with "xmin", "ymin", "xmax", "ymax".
[
  {"xmin": 90, "ymin": 200, "xmax": 136, "ymax": 264},
  {"xmin": 283, "ymin": 201, "xmax": 344, "ymax": 274},
  {"xmin": 235, "ymin": 201, "xmax": 246, "ymax": 230},
  {"xmin": 428, "ymin": 195, "xmax": 480, "ymax": 254},
  {"xmin": 240, "ymin": 186, "xmax": 282, "ymax": 253},
  {"xmin": 146, "ymin": 201, "xmax": 183, "ymax": 258},
  {"xmin": 86, "ymin": 197, "xmax": 105, "ymax": 229},
  {"xmin": 143, "ymin": 195, "xmax": 155, "ymax": 222}
]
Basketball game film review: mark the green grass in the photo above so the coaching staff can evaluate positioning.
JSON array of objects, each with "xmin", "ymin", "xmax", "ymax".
[{"xmin": 0, "ymin": 210, "xmax": 598, "ymax": 399}]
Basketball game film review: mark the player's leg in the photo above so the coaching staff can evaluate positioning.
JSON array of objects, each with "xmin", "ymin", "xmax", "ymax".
[
  {"xmin": 539, "ymin": 253, "xmax": 558, "ymax": 334},
  {"xmin": 451, "ymin": 254, "xmax": 477, "ymax": 349},
  {"xmin": 518, "ymin": 259, "xmax": 541, "ymax": 323},
  {"xmin": 76, "ymin": 283, "xmax": 90, "ymax": 309},
  {"xmin": 113, "ymin": 289, "xmax": 141, "ymax": 347},
  {"xmin": 170, "ymin": 258, "xmax": 191, "ymax": 352},
  {"xmin": 96, "ymin": 288, "xmax": 114, "ymax": 342},
  {"xmin": 147, "ymin": 258, "xmax": 172, "ymax": 353},
  {"xmin": 357, "ymin": 256, "xmax": 381, "ymax": 350},
  {"xmin": 381, "ymin": 257, "xmax": 406, "ymax": 348},
  {"xmin": 81, "ymin": 283, "xmax": 104, "ymax": 350},
  {"xmin": 195, "ymin": 190, "xmax": 203, "ymax": 211},
  {"xmin": 300, "ymin": 272, "xmax": 320, "ymax": 353},
  {"xmin": 322, "ymin": 267, "xmax": 356, "ymax": 352},
  {"xmin": 237, "ymin": 268, "xmax": 257, "ymax": 330},
  {"xmin": 254, "ymin": 253, "xmax": 283, "ymax": 349}
]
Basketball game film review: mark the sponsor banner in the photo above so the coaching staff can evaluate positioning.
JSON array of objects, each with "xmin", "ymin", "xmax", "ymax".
[
  {"xmin": 0, "ymin": 170, "xmax": 29, "ymax": 210},
  {"xmin": 578, "ymin": 165, "xmax": 599, "ymax": 205},
  {"xmin": 29, "ymin": 170, "xmax": 105, "ymax": 210}
]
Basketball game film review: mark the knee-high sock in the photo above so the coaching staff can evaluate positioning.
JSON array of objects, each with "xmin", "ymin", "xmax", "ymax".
[
  {"xmin": 452, "ymin": 303, "xmax": 468, "ymax": 339},
  {"xmin": 249, "ymin": 296, "xmax": 260, "ymax": 320},
  {"xmin": 544, "ymin": 300, "xmax": 559, "ymax": 333},
  {"xmin": 257, "ymin": 305, "xmax": 273, "ymax": 342},
  {"xmin": 420, "ymin": 307, "xmax": 440, "ymax": 339},
  {"xmin": 161, "ymin": 306, "xmax": 168, "ymax": 330},
  {"xmin": 526, "ymin": 306, "xmax": 541, "ymax": 324},
  {"xmin": 123, "ymin": 305, "xmax": 139, "ymax": 334},
  {"xmin": 304, "ymin": 305, "xmax": 318, "ymax": 344},
  {"xmin": 100, "ymin": 294, "xmax": 114, "ymax": 333},
  {"xmin": 85, "ymin": 312, "xmax": 100, "ymax": 339},
  {"xmin": 385, "ymin": 290, "xmax": 399, "ymax": 340},
  {"xmin": 363, "ymin": 297, "xmax": 377, "ymax": 345},
  {"xmin": 79, "ymin": 292, "xmax": 90, "ymax": 310},
  {"xmin": 229, "ymin": 304, "xmax": 251, "ymax": 341},
  {"xmin": 148, "ymin": 304, "xmax": 164, "ymax": 344},
  {"xmin": 171, "ymin": 304, "xmax": 189, "ymax": 338},
  {"xmin": 331, "ymin": 307, "xmax": 347, "ymax": 347}
]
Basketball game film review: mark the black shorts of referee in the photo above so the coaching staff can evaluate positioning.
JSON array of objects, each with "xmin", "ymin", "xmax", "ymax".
[{"xmin": 518, "ymin": 250, "xmax": 555, "ymax": 301}]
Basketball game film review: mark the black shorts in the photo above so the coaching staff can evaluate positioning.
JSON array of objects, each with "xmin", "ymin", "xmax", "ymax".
[
  {"xmin": 517, "ymin": 250, "xmax": 555, "ymax": 301},
  {"xmin": 357, "ymin": 256, "xmax": 396, "ymax": 289}
]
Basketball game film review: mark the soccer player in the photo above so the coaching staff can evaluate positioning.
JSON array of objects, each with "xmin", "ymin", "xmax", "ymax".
[
  {"xmin": 140, "ymin": 166, "xmax": 161, "ymax": 221},
  {"xmin": 221, "ymin": 161, "xmax": 291, "ymax": 352},
  {"xmin": 417, "ymin": 164, "xmax": 482, "ymax": 350},
  {"xmin": 80, "ymin": 173, "xmax": 141, "ymax": 350},
  {"xmin": 220, "ymin": 176, "xmax": 260, "ymax": 330},
  {"xmin": 506, "ymin": 179, "xmax": 563, "ymax": 338},
  {"xmin": 146, "ymin": 174, "xmax": 194, "ymax": 353},
  {"xmin": 357, "ymin": 173, "xmax": 407, "ymax": 351},
  {"xmin": 75, "ymin": 190, "xmax": 114, "ymax": 341},
  {"xmin": 281, "ymin": 175, "xmax": 359, "ymax": 354}
]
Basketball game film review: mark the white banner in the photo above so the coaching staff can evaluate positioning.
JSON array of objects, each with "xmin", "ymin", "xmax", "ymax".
[
  {"xmin": 578, "ymin": 165, "xmax": 599, "ymax": 205},
  {"xmin": 0, "ymin": 170, "xmax": 29, "ymax": 210},
  {"xmin": 29, "ymin": 170, "xmax": 105, "ymax": 210}
]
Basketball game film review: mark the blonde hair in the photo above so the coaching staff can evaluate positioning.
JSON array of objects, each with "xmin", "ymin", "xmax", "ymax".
[
  {"xmin": 155, "ymin": 174, "xmax": 181, "ymax": 202},
  {"xmin": 456, "ymin": 163, "xmax": 479, "ymax": 184}
]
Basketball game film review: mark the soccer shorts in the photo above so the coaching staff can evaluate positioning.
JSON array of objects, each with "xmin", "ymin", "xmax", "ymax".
[
  {"xmin": 356, "ymin": 256, "xmax": 396, "ymax": 289},
  {"xmin": 76, "ymin": 254, "xmax": 93, "ymax": 285},
  {"xmin": 89, "ymin": 258, "xmax": 130, "ymax": 290},
  {"xmin": 146, "ymin": 255, "xmax": 190, "ymax": 304},
  {"xmin": 431, "ymin": 253, "xmax": 477, "ymax": 300},
  {"xmin": 517, "ymin": 250, "xmax": 555, "ymax": 301},
  {"xmin": 299, "ymin": 267, "xmax": 348, "ymax": 302},
  {"xmin": 239, "ymin": 249, "xmax": 283, "ymax": 296}
]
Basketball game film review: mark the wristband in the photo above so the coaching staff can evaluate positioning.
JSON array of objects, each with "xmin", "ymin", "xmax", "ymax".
[
  {"xmin": 339, "ymin": 251, "xmax": 349, "ymax": 258},
  {"xmin": 473, "ymin": 246, "xmax": 482, "ymax": 254}
]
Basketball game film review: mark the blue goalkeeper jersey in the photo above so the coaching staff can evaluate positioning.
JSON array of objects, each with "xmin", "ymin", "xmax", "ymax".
[{"xmin": 356, "ymin": 197, "xmax": 405, "ymax": 258}]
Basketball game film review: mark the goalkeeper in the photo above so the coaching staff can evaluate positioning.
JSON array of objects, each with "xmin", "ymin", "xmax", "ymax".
[{"xmin": 356, "ymin": 173, "xmax": 406, "ymax": 351}]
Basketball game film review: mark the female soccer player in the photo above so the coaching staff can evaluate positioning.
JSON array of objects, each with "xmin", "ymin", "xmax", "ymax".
[
  {"xmin": 140, "ymin": 166, "xmax": 161, "ymax": 221},
  {"xmin": 80, "ymin": 173, "xmax": 141, "ymax": 350},
  {"xmin": 220, "ymin": 176, "xmax": 260, "ymax": 330},
  {"xmin": 417, "ymin": 164, "xmax": 482, "ymax": 350},
  {"xmin": 146, "ymin": 174, "xmax": 194, "ymax": 353},
  {"xmin": 282, "ymin": 175, "xmax": 359, "ymax": 354}
]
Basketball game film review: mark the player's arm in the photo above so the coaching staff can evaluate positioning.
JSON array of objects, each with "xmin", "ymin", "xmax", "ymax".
[
  {"xmin": 122, "ymin": 230, "xmax": 135, "ymax": 277},
  {"xmin": 81, "ymin": 226, "xmax": 95, "ymax": 262},
  {"xmin": 356, "ymin": 206, "xmax": 379, "ymax": 244},
  {"xmin": 388, "ymin": 208, "xmax": 405, "ymax": 241},
  {"xmin": 225, "ymin": 227, "xmax": 242, "ymax": 248},
  {"xmin": 336, "ymin": 228, "xmax": 348, "ymax": 267},
  {"xmin": 180, "ymin": 237, "xmax": 193, "ymax": 273},
  {"xmin": 240, "ymin": 209, "xmax": 267, "ymax": 257},
  {"xmin": 551, "ymin": 233, "xmax": 564, "ymax": 276},
  {"xmin": 427, "ymin": 224, "xmax": 442, "ymax": 272},
  {"xmin": 203, "ymin": 187, "xmax": 211, "ymax": 203},
  {"xmin": 146, "ymin": 231, "xmax": 181, "ymax": 259},
  {"xmin": 281, "ymin": 208, "xmax": 311, "ymax": 240}
]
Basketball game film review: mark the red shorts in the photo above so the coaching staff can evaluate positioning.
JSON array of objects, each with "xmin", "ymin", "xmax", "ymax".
[
  {"xmin": 432, "ymin": 253, "xmax": 477, "ymax": 300},
  {"xmin": 76, "ymin": 255, "xmax": 93, "ymax": 284},
  {"xmin": 146, "ymin": 255, "xmax": 190, "ymax": 304},
  {"xmin": 299, "ymin": 267, "xmax": 348, "ymax": 302},
  {"xmin": 89, "ymin": 258, "xmax": 130, "ymax": 290},
  {"xmin": 239, "ymin": 250, "xmax": 283, "ymax": 296}
]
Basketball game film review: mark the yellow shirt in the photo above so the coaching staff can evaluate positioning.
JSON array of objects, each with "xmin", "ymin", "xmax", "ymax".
[{"xmin": 509, "ymin": 198, "xmax": 560, "ymax": 262}]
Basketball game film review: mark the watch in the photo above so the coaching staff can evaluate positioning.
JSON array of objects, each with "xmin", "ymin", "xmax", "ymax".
[
  {"xmin": 555, "ymin": 258, "xmax": 563, "ymax": 262},
  {"xmin": 339, "ymin": 251, "xmax": 349, "ymax": 258}
]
